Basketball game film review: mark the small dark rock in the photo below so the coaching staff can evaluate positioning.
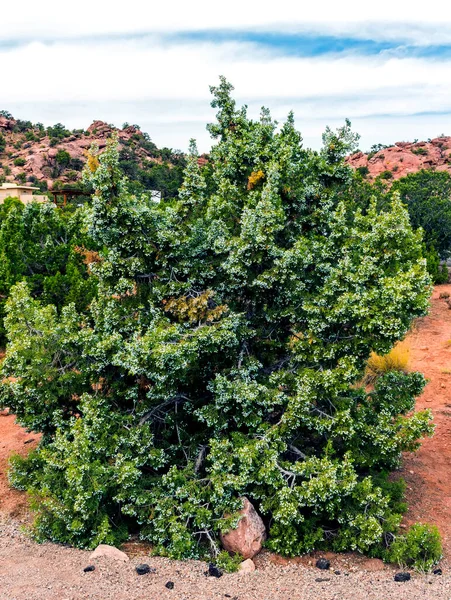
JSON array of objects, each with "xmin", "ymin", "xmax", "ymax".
[
  {"xmin": 433, "ymin": 568, "xmax": 443, "ymax": 575},
  {"xmin": 83, "ymin": 565, "xmax": 95, "ymax": 572},
  {"xmin": 334, "ymin": 570, "xmax": 341, "ymax": 575},
  {"xmin": 315, "ymin": 577, "xmax": 331, "ymax": 582},
  {"xmin": 24, "ymin": 438, "xmax": 35, "ymax": 444},
  {"xmin": 206, "ymin": 563, "xmax": 222, "ymax": 578},
  {"xmin": 136, "ymin": 564, "xmax": 155, "ymax": 575},
  {"xmin": 165, "ymin": 581, "xmax": 174, "ymax": 590},
  {"xmin": 394, "ymin": 572, "xmax": 411, "ymax": 582},
  {"xmin": 316, "ymin": 558, "xmax": 330, "ymax": 570}
]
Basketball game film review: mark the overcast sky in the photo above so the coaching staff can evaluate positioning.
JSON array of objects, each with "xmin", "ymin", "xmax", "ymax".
[{"xmin": 2, "ymin": 1, "xmax": 451, "ymax": 152}]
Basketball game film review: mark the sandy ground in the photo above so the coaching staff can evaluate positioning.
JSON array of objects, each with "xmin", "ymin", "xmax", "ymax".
[
  {"xmin": 0, "ymin": 520, "xmax": 449, "ymax": 600},
  {"xmin": 1, "ymin": 285, "xmax": 451, "ymax": 599}
]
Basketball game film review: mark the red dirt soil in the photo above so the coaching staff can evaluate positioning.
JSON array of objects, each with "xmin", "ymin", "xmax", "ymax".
[
  {"xmin": 401, "ymin": 283, "xmax": 451, "ymax": 555},
  {"xmin": 1, "ymin": 286, "xmax": 451, "ymax": 556},
  {"xmin": 0, "ymin": 410, "xmax": 40, "ymax": 521}
]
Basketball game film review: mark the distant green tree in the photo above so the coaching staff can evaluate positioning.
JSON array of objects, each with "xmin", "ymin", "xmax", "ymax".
[
  {"xmin": 391, "ymin": 170, "xmax": 451, "ymax": 259},
  {"xmin": 0, "ymin": 198, "xmax": 97, "ymax": 344}
]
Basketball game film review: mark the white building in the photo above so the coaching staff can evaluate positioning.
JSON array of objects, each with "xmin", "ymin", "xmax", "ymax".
[{"xmin": 0, "ymin": 183, "xmax": 48, "ymax": 204}]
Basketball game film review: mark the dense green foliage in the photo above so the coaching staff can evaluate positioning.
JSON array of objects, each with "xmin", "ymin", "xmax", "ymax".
[
  {"xmin": 0, "ymin": 198, "xmax": 97, "ymax": 344},
  {"xmin": 118, "ymin": 139, "xmax": 187, "ymax": 198},
  {"xmin": 349, "ymin": 171, "xmax": 450, "ymax": 283},
  {"xmin": 388, "ymin": 523, "xmax": 442, "ymax": 571},
  {"xmin": 391, "ymin": 171, "xmax": 451, "ymax": 282},
  {"xmin": 0, "ymin": 81, "xmax": 438, "ymax": 565}
]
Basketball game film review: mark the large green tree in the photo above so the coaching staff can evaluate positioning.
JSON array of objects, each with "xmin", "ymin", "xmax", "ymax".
[{"xmin": 1, "ymin": 79, "xmax": 433, "ymax": 560}]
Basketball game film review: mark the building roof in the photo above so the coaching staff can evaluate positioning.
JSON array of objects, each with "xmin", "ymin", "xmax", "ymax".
[{"xmin": 0, "ymin": 183, "xmax": 39, "ymax": 191}]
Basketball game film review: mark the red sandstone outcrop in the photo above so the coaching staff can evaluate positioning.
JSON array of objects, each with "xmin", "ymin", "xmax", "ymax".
[
  {"xmin": 347, "ymin": 137, "xmax": 451, "ymax": 180},
  {"xmin": 0, "ymin": 120, "xmax": 161, "ymax": 190}
]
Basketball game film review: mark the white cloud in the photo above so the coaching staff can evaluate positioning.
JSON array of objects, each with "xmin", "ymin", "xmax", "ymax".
[
  {"xmin": 2, "ymin": 1, "xmax": 451, "ymax": 44},
  {"xmin": 2, "ymin": 14, "xmax": 451, "ymax": 153}
]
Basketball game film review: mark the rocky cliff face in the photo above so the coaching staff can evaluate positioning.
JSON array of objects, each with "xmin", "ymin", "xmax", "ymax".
[
  {"xmin": 346, "ymin": 137, "xmax": 451, "ymax": 180},
  {"xmin": 0, "ymin": 116, "xmax": 167, "ymax": 191}
]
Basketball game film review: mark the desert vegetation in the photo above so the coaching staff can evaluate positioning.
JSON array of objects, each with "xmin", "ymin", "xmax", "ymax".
[{"xmin": 0, "ymin": 79, "xmax": 444, "ymax": 572}]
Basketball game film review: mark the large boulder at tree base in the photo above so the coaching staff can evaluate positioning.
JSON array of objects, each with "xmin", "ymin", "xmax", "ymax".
[{"xmin": 220, "ymin": 497, "xmax": 266, "ymax": 559}]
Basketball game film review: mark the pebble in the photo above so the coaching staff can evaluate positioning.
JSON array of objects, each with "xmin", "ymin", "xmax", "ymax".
[
  {"xmin": 316, "ymin": 558, "xmax": 330, "ymax": 570},
  {"xmin": 206, "ymin": 563, "xmax": 223, "ymax": 578},
  {"xmin": 136, "ymin": 564, "xmax": 155, "ymax": 575},
  {"xmin": 83, "ymin": 565, "xmax": 95, "ymax": 573},
  {"xmin": 394, "ymin": 572, "xmax": 411, "ymax": 582},
  {"xmin": 165, "ymin": 581, "xmax": 174, "ymax": 589}
]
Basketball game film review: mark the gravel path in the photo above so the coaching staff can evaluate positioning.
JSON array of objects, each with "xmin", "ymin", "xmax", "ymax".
[{"xmin": 0, "ymin": 521, "xmax": 449, "ymax": 600}]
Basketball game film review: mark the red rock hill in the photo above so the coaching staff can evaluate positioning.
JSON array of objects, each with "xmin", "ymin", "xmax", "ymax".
[
  {"xmin": 347, "ymin": 137, "xmax": 451, "ymax": 180},
  {"xmin": 0, "ymin": 117, "xmax": 166, "ymax": 191}
]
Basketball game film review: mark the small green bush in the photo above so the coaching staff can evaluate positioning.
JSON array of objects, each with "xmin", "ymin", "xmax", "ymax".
[
  {"xmin": 424, "ymin": 246, "xmax": 449, "ymax": 284},
  {"xmin": 215, "ymin": 550, "xmax": 243, "ymax": 572},
  {"xmin": 55, "ymin": 150, "xmax": 71, "ymax": 167},
  {"xmin": 14, "ymin": 157, "xmax": 26, "ymax": 167},
  {"xmin": 380, "ymin": 170, "xmax": 393, "ymax": 180},
  {"xmin": 357, "ymin": 166, "xmax": 369, "ymax": 177},
  {"xmin": 412, "ymin": 147, "xmax": 429, "ymax": 156},
  {"xmin": 388, "ymin": 523, "xmax": 442, "ymax": 571}
]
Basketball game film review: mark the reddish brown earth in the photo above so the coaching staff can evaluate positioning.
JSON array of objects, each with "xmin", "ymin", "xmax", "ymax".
[
  {"xmin": 346, "ymin": 137, "xmax": 451, "ymax": 180},
  {"xmin": 401, "ymin": 283, "xmax": 451, "ymax": 555}
]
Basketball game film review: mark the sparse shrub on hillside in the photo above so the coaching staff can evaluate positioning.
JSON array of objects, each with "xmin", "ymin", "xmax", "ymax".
[
  {"xmin": 380, "ymin": 170, "xmax": 393, "ymax": 180},
  {"xmin": 16, "ymin": 172, "xmax": 26, "ymax": 184},
  {"xmin": 55, "ymin": 150, "xmax": 71, "ymax": 167},
  {"xmin": 0, "ymin": 79, "xmax": 434, "ymax": 562},
  {"xmin": 47, "ymin": 123, "xmax": 71, "ymax": 140},
  {"xmin": 0, "ymin": 134, "xmax": 5, "ymax": 153},
  {"xmin": 388, "ymin": 523, "xmax": 442, "ymax": 571},
  {"xmin": 412, "ymin": 147, "xmax": 429, "ymax": 156},
  {"xmin": 356, "ymin": 165, "xmax": 369, "ymax": 177},
  {"xmin": 13, "ymin": 157, "xmax": 26, "ymax": 167},
  {"xmin": 13, "ymin": 120, "xmax": 32, "ymax": 133}
]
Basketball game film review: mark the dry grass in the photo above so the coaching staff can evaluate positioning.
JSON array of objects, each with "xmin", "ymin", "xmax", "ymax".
[{"xmin": 364, "ymin": 341, "xmax": 410, "ymax": 384}]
